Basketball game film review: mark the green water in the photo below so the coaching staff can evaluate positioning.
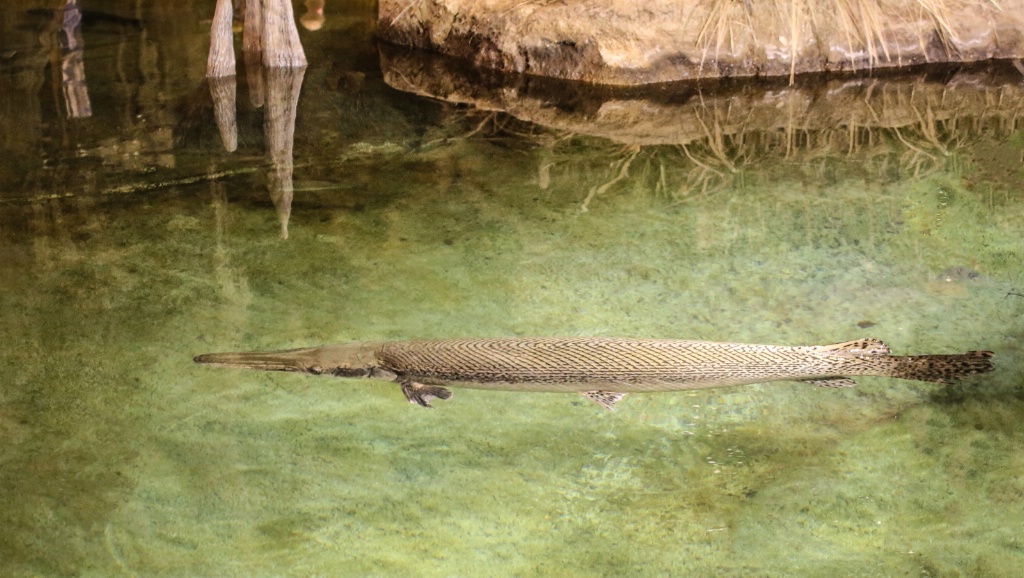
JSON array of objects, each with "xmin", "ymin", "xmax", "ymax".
[{"xmin": 1, "ymin": 1, "xmax": 1022, "ymax": 576}]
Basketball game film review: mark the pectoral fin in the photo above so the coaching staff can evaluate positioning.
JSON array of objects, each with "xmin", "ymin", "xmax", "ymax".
[
  {"xmin": 581, "ymin": 390, "xmax": 628, "ymax": 410},
  {"xmin": 401, "ymin": 381, "xmax": 453, "ymax": 408},
  {"xmin": 803, "ymin": 377, "xmax": 857, "ymax": 388}
]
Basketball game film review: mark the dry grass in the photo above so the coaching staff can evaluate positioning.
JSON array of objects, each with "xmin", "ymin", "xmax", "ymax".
[{"xmin": 695, "ymin": 0, "xmax": 993, "ymax": 83}]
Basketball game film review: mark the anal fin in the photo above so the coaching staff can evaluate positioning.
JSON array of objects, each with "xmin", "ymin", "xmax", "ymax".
[
  {"xmin": 581, "ymin": 390, "xmax": 628, "ymax": 410},
  {"xmin": 803, "ymin": 377, "xmax": 857, "ymax": 388},
  {"xmin": 401, "ymin": 381, "xmax": 453, "ymax": 408}
]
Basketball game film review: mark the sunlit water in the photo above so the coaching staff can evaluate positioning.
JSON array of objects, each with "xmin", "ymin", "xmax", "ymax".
[{"xmin": 1, "ymin": 1, "xmax": 1022, "ymax": 576}]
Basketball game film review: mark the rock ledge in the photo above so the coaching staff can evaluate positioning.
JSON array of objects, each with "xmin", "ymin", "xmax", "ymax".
[{"xmin": 378, "ymin": 0, "xmax": 1024, "ymax": 85}]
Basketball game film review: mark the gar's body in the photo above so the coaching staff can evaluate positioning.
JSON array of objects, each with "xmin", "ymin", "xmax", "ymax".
[{"xmin": 194, "ymin": 337, "xmax": 994, "ymax": 409}]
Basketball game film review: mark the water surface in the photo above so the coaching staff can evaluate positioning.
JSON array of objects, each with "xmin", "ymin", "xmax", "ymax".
[{"xmin": 1, "ymin": 1, "xmax": 1022, "ymax": 576}]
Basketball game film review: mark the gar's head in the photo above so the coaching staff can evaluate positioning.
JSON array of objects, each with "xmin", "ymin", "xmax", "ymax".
[{"xmin": 194, "ymin": 342, "xmax": 385, "ymax": 377}]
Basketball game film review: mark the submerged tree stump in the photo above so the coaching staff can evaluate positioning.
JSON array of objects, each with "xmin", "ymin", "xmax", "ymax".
[
  {"xmin": 206, "ymin": 0, "xmax": 235, "ymax": 77},
  {"xmin": 207, "ymin": 0, "xmax": 306, "ymax": 78},
  {"xmin": 206, "ymin": 0, "xmax": 307, "ymax": 238}
]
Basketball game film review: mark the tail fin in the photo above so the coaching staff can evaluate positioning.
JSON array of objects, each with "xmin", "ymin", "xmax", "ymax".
[{"xmin": 888, "ymin": 350, "xmax": 994, "ymax": 384}]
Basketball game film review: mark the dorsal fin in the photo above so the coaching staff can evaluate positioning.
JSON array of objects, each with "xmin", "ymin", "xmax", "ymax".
[{"xmin": 816, "ymin": 338, "xmax": 890, "ymax": 356}]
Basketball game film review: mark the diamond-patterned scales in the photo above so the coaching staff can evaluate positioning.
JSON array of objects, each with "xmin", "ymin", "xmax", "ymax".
[{"xmin": 375, "ymin": 337, "xmax": 887, "ymax": 393}]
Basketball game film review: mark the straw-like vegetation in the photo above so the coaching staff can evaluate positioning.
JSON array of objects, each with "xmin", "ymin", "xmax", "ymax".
[{"xmin": 694, "ymin": 0, "xmax": 995, "ymax": 82}]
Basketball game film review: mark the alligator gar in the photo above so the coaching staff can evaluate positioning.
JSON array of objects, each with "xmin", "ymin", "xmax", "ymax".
[{"xmin": 193, "ymin": 337, "xmax": 994, "ymax": 409}]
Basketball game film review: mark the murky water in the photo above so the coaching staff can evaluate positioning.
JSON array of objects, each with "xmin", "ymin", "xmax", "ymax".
[{"xmin": 2, "ymin": 1, "xmax": 1023, "ymax": 576}]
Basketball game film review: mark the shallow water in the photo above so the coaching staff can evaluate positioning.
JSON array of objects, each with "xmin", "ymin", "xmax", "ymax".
[{"xmin": 1, "ymin": 1, "xmax": 1023, "ymax": 576}]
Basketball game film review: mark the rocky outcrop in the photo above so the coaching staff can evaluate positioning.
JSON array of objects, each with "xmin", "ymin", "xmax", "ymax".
[{"xmin": 377, "ymin": 0, "xmax": 1024, "ymax": 85}]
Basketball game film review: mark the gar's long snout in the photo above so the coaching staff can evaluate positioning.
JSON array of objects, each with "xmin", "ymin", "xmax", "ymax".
[
  {"xmin": 194, "ymin": 342, "xmax": 386, "ymax": 376},
  {"xmin": 193, "ymin": 347, "xmax": 325, "ymax": 372}
]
